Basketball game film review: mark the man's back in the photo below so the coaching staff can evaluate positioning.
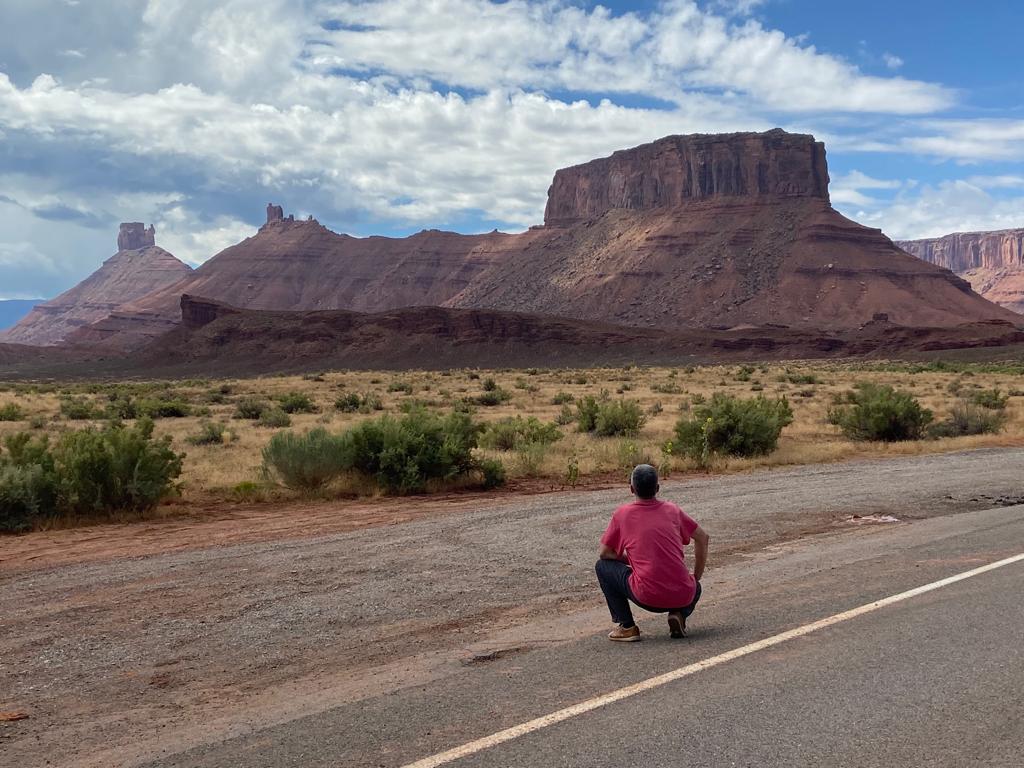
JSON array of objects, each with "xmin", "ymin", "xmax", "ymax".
[{"xmin": 602, "ymin": 498, "xmax": 698, "ymax": 609}]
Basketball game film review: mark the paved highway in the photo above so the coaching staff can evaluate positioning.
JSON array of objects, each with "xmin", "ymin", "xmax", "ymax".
[{"xmin": 147, "ymin": 503, "xmax": 1024, "ymax": 768}]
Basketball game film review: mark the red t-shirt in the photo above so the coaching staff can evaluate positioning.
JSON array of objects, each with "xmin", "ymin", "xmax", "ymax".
[{"xmin": 601, "ymin": 498, "xmax": 699, "ymax": 609}]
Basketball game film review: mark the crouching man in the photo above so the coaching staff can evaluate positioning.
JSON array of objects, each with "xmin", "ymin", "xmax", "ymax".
[{"xmin": 596, "ymin": 464, "xmax": 709, "ymax": 642}]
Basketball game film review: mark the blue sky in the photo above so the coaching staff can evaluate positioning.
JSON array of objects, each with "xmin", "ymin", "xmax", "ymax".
[{"xmin": 0, "ymin": 0, "xmax": 1022, "ymax": 299}]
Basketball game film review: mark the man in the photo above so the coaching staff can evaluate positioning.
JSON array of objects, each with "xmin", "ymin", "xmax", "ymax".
[{"xmin": 596, "ymin": 464, "xmax": 709, "ymax": 642}]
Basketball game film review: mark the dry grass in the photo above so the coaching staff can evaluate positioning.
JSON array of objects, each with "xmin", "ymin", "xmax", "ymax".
[{"xmin": 1, "ymin": 361, "xmax": 1022, "ymax": 503}]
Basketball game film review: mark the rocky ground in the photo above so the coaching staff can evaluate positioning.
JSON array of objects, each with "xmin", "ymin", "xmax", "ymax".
[{"xmin": 2, "ymin": 448, "xmax": 1023, "ymax": 767}]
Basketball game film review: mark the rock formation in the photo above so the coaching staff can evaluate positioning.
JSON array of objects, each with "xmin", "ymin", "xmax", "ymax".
[
  {"xmin": 64, "ymin": 130, "xmax": 1020, "ymax": 352},
  {"xmin": 117, "ymin": 222, "xmax": 156, "ymax": 251},
  {"xmin": 544, "ymin": 129, "xmax": 829, "ymax": 225},
  {"xmin": 1, "ymin": 225, "xmax": 192, "ymax": 346},
  {"xmin": 897, "ymin": 229, "xmax": 1024, "ymax": 314}
]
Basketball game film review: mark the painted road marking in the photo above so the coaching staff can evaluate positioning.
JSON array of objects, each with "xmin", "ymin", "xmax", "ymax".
[{"xmin": 399, "ymin": 552, "xmax": 1024, "ymax": 768}]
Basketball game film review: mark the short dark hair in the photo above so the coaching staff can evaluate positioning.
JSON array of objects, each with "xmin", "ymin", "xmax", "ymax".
[{"xmin": 630, "ymin": 464, "xmax": 659, "ymax": 499}]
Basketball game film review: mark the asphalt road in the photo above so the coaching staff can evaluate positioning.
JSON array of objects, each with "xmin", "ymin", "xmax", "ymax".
[{"xmin": 145, "ymin": 503, "xmax": 1024, "ymax": 768}]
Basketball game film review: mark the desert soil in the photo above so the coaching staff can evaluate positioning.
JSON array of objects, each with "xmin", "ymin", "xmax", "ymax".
[{"xmin": 2, "ymin": 448, "xmax": 1023, "ymax": 768}]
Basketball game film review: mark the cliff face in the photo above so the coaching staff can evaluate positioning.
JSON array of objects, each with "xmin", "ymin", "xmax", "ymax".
[
  {"xmin": 544, "ymin": 129, "xmax": 829, "ymax": 225},
  {"xmin": 67, "ymin": 130, "xmax": 1020, "ymax": 351},
  {"xmin": 897, "ymin": 230, "xmax": 1024, "ymax": 314},
  {"xmin": 897, "ymin": 229, "xmax": 1024, "ymax": 272},
  {"xmin": 2, "ymin": 226, "xmax": 192, "ymax": 346}
]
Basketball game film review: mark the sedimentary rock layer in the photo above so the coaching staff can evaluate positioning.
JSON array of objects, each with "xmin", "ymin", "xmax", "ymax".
[
  {"xmin": 65, "ymin": 131, "xmax": 1022, "ymax": 351},
  {"xmin": 543, "ymin": 129, "xmax": 829, "ymax": 226},
  {"xmin": 897, "ymin": 229, "xmax": 1024, "ymax": 314}
]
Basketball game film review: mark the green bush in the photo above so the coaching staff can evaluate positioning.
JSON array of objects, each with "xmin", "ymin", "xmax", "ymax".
[
  {"xmin": 551, "ymin": 391, "xmax": 574, "ymax": 405},
  {"xmin": 258, "ymin": 408, "xmax": 292, "ymax": 428},
  {"xmin": 928, "ymin": 402, "xmax": 1008, "ymax": 438},
  {"xmin": 675, "ymin": 394, "xmax": 794, "ymax": 462},
  {"xmin": 234, "ymin": 397, "xmax": 269, "ymax": 420},
  {"xmin": 105, "ymin": 395, "xmax": 138, "ymax": 420},
  {"xmin": 261, "ymin": 428, "xmax": 349, "ymax": 490},
  {"xmin": 593, "ymin": 399, "xmax": 646, "ymax": 437},
  {"xmin": 479, "ymin": 417, "xmax": 562, "ymax": 451},
  {"xmin": 555, "ymin": 404, "xmax": 575, "ymax": 426},
  {"xmin": 335, "ymin": 392, "xmax": 383, "ymax": 414},
  {"xmin": 0, "ymin": 434, "xmax": 58, "ymax": 533},
  {"xmin": 137, "ymin": 398, "xmax": 192, "ymax": 419},
  {"xmin": 54, "ymin": 419, "xmax": 183, "ymax": 516},
  {"xmin": 277, "ymin": 391, "xmax": 319, "ymax": 414},
  {"xmin": 473, "ymin": 388, "xmax": 511, "ymax": 406},
  {"xmin": 477, "ymin": 458, "xmax": 506, "ymax": 489},
  {"xmin": 482, "ymin": 377, "xmax": 499, "ymax": 392},
  {"xmin": 0, "ymin": 403, "xmax": 24, "ymax": 421},
  {"xmin": 827, "ymin": 384, "xmax": 932, "ymax": 442},
  {"xmin": 969, "ymin": 388, "xmax": 1009, "ymax": 411},
  {"xmin": 186, "ymin": 421, "xmax": 236, "ymax": 446},
  {"xmin": 60, "ymin": 397, "xmax": 101, "ymax": 420},
  {"xmin": 575, "ymin": 395, "xmax": 601, "ymax": 432},
  {"xmin": 387, "ymin": 380, "xmax": 414, "ymax": 395},
  {"xmin": 342, "ymin": 409, "xmax": 482, "ymax": 493}
]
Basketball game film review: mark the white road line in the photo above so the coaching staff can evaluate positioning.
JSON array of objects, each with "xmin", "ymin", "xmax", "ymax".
[{"xmin": 399, "ymin": 552, "xmax": 1024, "ymax": 768}]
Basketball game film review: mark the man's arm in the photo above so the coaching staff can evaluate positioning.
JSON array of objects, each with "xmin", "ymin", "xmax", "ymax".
[
  {"xmin": 598, "ymin": 543, "xmax": 628, "ymax": 562},
  {"xmin": 691, "ymin": 526, "xmax": 709, "ymax": 581}
]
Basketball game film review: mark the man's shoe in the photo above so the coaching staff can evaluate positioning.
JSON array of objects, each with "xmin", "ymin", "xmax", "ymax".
[
  {"xmin": 608, "ymin": 625, "xmax": 641, "ymax": 642},
  {"xmin": 667, "ymin": 612, "xmax": 687, "ymax": 639}
]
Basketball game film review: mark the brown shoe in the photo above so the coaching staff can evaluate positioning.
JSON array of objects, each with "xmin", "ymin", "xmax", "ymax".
[
  {"xmin": 608, "ymin": 625, "xmax": 641, "ymax": 642},
  {"xmin": 667, "ymin": 612, "xmax": 687, "ymax": 639}
]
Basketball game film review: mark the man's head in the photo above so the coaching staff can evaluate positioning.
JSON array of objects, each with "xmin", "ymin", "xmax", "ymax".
[{"xmin": 630, "ymin": 464, "xmax": 659, "ymax": 500}]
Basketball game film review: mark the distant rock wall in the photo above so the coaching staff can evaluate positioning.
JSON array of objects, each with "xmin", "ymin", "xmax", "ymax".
[
  {"xmin": 543, "ymin": 129, "xmax": 830, "ymax": 225},
  {"xmin": 897, "ymin": 229, "xmax": 1024, "ymax": 272},
  {"xmin": 117, "ymin": 222, "xmax": 156, "ymax": 251}
]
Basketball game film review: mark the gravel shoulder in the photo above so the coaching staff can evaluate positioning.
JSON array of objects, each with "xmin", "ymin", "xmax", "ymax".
[{"xmin": 2, "ymin": 448, "xmax": 1022, "ymax": 767}]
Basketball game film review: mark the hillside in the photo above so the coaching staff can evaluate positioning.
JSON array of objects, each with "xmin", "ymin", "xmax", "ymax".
[{"xmin": 2, "ymin": 223, "xmax": 192, "ymax": 346}]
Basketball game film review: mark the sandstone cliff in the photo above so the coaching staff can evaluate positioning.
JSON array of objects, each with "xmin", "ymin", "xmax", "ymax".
[
  {"xmin": 544, "ymin": 129, "xmax": 829, "ymax": 225},
  {"xmin": 897, "ymin": 229, "xmax": 1024, "ymax": 314},
  {"xmin": 2, "ymin": 225, "xmax": 192, "ymax": 346},
  {"xmin": 69, "ymin": 132, "xmax": 1021, "ymax": 351}
]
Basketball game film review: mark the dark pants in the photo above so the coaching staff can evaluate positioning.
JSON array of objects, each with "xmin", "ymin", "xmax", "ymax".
[{"xmin": 595, "ymin": 558, "xmax": 701, "ymax": 628}]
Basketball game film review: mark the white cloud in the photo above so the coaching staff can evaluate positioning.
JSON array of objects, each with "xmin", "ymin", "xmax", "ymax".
[
  {"xmin": 882, "ymin": 52, "xmax": 904, "ymax": 70},
  {"xmin": 312, "ymin": 0, "xmax": 951, "ymax": 114},
  {"xmin": 154, "ymin": 207, "xmax": 255, "ymax": 266},
  {"xmin": 829, "ymin": 170, "xmax": 905, "ymax": 206},
  {"xmin": 839, "ymin": 179, "xmax": 1024, "ymax": 241}
]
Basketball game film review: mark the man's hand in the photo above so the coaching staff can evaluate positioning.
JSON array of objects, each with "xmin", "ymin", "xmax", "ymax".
[
  {"xmin": 691, "ymin": 526, "xmax": 710, "ymax": 581},
  {"xmin": 598, "ymin": 544, "xmax": 627, "ymax": 562}
]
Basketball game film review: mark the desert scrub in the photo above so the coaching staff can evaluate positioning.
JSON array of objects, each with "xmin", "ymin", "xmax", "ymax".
[
  {"xmin": 233, "ymin": 397, "xmax": 269, "ymax": 420},
  {"xmin": 927, "ymin": 402, "xmax": 1008, "ymax": 438},
  {"xmin": 551, "ymin": 391, "xmax": 574, "ymax": 405},
  {"xmin": 342, "ymin": 408, "xmax": 488, "ymax": 493},
  {"xmin": 0, "ymin": 419, "xmax": 183, "ymax": 532},
  {"xmin": 0, "ymin": 403, "xmax": 24, "ymax": 421},
  {"xmin": 262, "ymin": 428, "xmax": 349, "ymax": 490},
  {"xmin": 827, "ymin": 384, "xmax": 933, "ymax": 442},
  {"xmin": 577, "ymin": 396, "xmax": 646, "ymax": 437},
  {"xmin": 674, "ymin": 394, "xmax": 794, "ymax": 464},
  {"xmin": 186, "ymin": 421, "xmax": 237, "ymax": 446},
  {"xmin": 478, "ymin": 416, "xmax": 562, "ymax": 451},
  {"xmin": 277, "ymin": 391, "xmax": 319, "ymax": 414},
  {"xmin": 136, "ymin": 397, "xmax": 192, "ymax": 419},
  {"xmin": 968, "ymin": 388, "xmax": 1009, "ymax": 411},
  {"xmin": 60, "ymin": 397, "xmax": 102, "ymax": 420},
  {"xmin": 257, "ymin": 408, "xmax": 292, "ymax": 428},
  {"xmin": 334, "ymin": 392, "xmax": 383, "ymax": 413}
]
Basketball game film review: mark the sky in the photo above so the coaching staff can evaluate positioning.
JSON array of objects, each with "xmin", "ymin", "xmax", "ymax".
[{"xmin": 0, "ymin": 0, "xmax": 1022, "ymax": 300}]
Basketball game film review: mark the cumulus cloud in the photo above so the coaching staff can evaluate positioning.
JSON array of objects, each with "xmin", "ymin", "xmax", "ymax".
[
  {"xmin": 832, "ymin": 173, "xmax": 1024, "ymax": 241},
  {"xmin": 0, "ymin": 0, "xmax": 1010, "ymax": 299}
]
